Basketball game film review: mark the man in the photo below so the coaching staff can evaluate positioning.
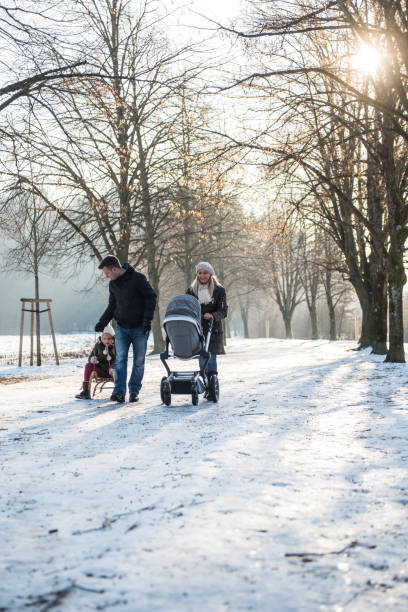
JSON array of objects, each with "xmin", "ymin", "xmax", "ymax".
[{"xmin": 95, "ymin": 255, "xmax": 156, "ymax": 403}]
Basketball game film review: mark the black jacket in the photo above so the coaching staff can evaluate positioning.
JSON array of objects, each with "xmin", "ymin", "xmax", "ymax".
[
  {"xmin": 187, "ymin": 283, "xmax": 228, "ymax": 355},
  {"xmin": 88, "ymin": 338, "xmax": 116, "ymax": 374},
  {"xmin": 98, "ymin": 263, "xmax": 157, "ymax": 329}
]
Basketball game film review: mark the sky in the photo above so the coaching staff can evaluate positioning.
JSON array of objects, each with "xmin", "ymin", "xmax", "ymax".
[
  {"xmin": 166, "ymin": 0, "xmax": 244, "ymax": 31},
  {"xmin": 163, "ymin": 0, "xmax": 247, "ymax": 76}
]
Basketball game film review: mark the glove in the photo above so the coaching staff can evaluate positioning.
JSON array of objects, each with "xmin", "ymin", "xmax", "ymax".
[
  {"xmin": 142, "ymin": 320, "xmax": 151, "ymax": 334},
  {"xmin": 95, "ymin": 322, "xmax": 104, "ymax": 332},
  {"xmin": 90, "ymin": 356, "xmax": 98, "ymax": 364}
]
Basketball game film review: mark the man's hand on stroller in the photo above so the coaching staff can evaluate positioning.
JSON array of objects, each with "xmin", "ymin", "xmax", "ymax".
[{"xmin": 203, "ymin": 313, "xmax": 213, "ymax": 320}]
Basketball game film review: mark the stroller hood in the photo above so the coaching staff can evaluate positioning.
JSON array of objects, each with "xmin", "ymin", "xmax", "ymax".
[
  {"xmin": 163, "ymin": 294, "xmax": 203, "ymax": 358},
  {"xmin": 164, "ymin": 294, "xmax": 201, "ymax": 325}
]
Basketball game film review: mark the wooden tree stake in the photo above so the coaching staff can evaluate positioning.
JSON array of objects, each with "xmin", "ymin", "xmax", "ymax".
[{"xmin": 18, "ymin": 299, "xmax": 59, "ymax": 366}]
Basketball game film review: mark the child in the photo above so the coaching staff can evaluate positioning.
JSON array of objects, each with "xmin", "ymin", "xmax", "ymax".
[{"xmin": 75, "ymin": 331, "xmax": 116, "ymax": 399}]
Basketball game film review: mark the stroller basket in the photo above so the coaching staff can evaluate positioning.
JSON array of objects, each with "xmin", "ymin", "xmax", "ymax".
[{"xmin": 160, "ymin": 294, "xmax": 219, "ymax": 406}]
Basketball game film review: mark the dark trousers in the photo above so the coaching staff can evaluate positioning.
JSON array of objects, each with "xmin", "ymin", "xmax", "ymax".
[{"xmin": 199, "ymin": 353, "xmax": 217, "ymax": 373}]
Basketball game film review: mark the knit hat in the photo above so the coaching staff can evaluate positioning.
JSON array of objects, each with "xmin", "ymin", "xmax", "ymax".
[
  {"xmin": 102, "ymin": 324, "xmax": 115, "ymax": 337},
  {"xmin": 196, "ymin": 261, "xmax": 215, "ymax": 275}
]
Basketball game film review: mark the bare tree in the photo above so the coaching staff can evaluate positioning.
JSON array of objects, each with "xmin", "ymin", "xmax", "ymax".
[
  {"xmin": 263, "ymin": 213, "xmax": 304, "ymax": 339},
  {"xmin": 318, "ymin": 235, "xmax": 353, "ymax": 341},
  {"xmin": 298, "ymin": 225, "xmax": 323, "ymax": 339},
  {"xmin": 1, "ymin": 191, "xmax": 61, "ymax": 364}
]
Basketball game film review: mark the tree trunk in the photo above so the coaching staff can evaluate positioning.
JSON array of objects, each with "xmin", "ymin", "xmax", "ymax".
[
  {"xmin": 282, "ymin": 312, "xmax": 293, "ymax": 339},
  {"xmin": 222, "ymin": 318, "xmax": 227, "ymax": 345},
  {"xmin": 323, "ymin": 271, "xmax": 336, "ymax": 340},
  {"xmin": 151, "ymin": 300, "xmax": 163, "ymax": 354},
  {"xmin": 225, "ymin": 317, "xmax": 231, "ymax": 339},
  {"xmin": 34, "ymin": 271, "xmax": 41, "ymax": 366},
  {"xmin": 144, "ymin": 262, "xmax": 163, "ymax": 354},
  {"xmin": 359, "ymin": 302, "xmax": 376, "ymax": 349},
  {"xmin": 385, "ymin": 242, "xmax": 406, "ymax": 362},
  {"xmin": 308, "ymin": 300, "xmax": 318, "ymax": 340},
  {"xmin": 337, "ymin": 305, "xmax": 344, "ymax": 339},
  {"xmin": 385, "ymin": 285, "xmax": 404, "ymax": 362},
  {"xmin": 240, "ymin": 306, "xmax": 249, "ymax": 338},
  {"xmin": 136, "ymin": 127, "xmax": 164, "ymax": 354},
  {"xmin": 371, "ymin": 269, "xmax": 387, "ymax": 355},
  {"xmin": 184, "ymin": 258, "xmax": 192, "ymax": 290},
  {"xmin": 328, "ymin": 304, "xmax": 336, "ymax": 341},
  {"xmin": 356, "ymin": 278, "xmax": 387, "ymax": 353},
  {"xmin": 145, "ymin": 261, "xmax": 163, "ymax": 354},
  {"xmin": 33, "ymin": 222, "xmax": 41, "ymax": 366},
  {"xmin": 381, "ymin": 99, "xmax": 406, "ymax": 362},
  {"xmin": 366, "ymin": 130, "xmax": 388, "ymax": 354},
  {"xmin": 352, "ymin": 284, "xmax": 376, "ymax": 349}
]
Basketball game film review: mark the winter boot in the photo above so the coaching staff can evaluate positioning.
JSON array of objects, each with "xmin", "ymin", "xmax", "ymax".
[
  {"xmin": 204, "ymin": 371, "xmax": 218, "ymax": 399},
  {"xmin": 204, "ymin": 370, "xmax": 217, "ymax": 399},
  {"xmin": 75, "ymin": 382, "xmax": 91, "ymax": 400},
  {"xmin": 110, "ymin": 392, "xmax": 126, "ymax": 403}
]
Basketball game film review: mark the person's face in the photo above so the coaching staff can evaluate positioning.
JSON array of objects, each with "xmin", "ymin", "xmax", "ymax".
[
  {"xmin": 102, "ymin": 266, "xmax": 121, "ymax": 280},
  {"xmin": 101, "ymin": 333, "xmax": 113, "ymax": 346},
  {"xmin": 197, "ymin": 269, "xmax": 211, "ymax": 284}
]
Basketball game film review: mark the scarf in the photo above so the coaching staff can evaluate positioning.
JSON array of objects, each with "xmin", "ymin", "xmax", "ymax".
[{"xmin": 197, "ymin": 283, "xmax": 212, "ymax": 305}]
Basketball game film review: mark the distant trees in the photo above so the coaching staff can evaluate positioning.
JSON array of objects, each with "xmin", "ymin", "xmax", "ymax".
[
  {"xmin": 261, "ymin": 212, "xmax": 304, "ymax": 339},
  {"xmin": 298, "ymin": 226, "xmax": 323, "ymax": 340},
  {"xmin": 319, "ymin": 236, "xmax": 353, "ymax": 342}
]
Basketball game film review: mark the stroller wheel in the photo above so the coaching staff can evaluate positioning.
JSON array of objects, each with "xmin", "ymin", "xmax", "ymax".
[
  {"xmin": 191, "ymin": 383, "xmax": 199, "ymax": 406},
  {"xmin": 208, "ymin": 375, "xmax": 219, "ymax": 403},
  {"xmin": 160, "ymin": 377, "xmax": 171, "ymax": 406}
]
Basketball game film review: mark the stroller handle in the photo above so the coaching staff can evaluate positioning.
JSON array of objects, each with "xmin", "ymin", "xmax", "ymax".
[{"xmin": 205, "ymin": 318, "xmax": 214, "ymax": 352}]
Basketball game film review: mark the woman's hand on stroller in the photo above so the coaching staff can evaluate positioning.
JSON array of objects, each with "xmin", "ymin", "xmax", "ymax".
[{"xmin": 203, "ymin": 313, "xmax": 213, "ymax": 320}]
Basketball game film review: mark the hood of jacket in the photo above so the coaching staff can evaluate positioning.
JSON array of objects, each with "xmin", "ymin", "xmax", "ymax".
[{"xmin": 111, "ymin": 262, "xmax": 133, "ymax": 285}]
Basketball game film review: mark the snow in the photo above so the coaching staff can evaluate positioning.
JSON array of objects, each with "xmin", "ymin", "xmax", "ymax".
[{"xmin": 1, "ymin": 338, "xmax": 408, "ymax": 610}]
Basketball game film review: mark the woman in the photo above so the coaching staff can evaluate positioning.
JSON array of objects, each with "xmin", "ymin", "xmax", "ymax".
[{"xmin": 187, "ymin": 262, "xmax": 228, "ymax": 378}]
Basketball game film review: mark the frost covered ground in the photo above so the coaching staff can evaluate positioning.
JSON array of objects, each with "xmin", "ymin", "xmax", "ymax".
[{"xmin": 1, "ymin": 337, "xmax": 408, "ymax": 611}]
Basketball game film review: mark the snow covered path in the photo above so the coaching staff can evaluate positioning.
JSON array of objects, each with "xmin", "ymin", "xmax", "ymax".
[{"xmin": 1, "ymin": 339, "xmax": 408, "ymax": 611}]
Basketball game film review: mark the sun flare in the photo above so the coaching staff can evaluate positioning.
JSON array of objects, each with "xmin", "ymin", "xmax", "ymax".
[{"xmin": 352, "ymin": 43, "xmax": 381, "ymax": 74}]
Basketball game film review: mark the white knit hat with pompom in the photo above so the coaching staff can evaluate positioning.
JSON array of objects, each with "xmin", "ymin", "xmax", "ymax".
[{"xmin": 102, "ymin": 324, "xmax": 115, "ymax": 336}]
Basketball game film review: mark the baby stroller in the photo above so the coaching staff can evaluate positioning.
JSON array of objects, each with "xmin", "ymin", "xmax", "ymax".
[{"xmin": 160, "ymin": 294, "xmax": 220, "ymax": 406}]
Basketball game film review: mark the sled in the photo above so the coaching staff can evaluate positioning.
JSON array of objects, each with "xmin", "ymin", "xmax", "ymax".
[{"xmin": 88, "ymin": 369, "xmax": 115, "ymax": 398}]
